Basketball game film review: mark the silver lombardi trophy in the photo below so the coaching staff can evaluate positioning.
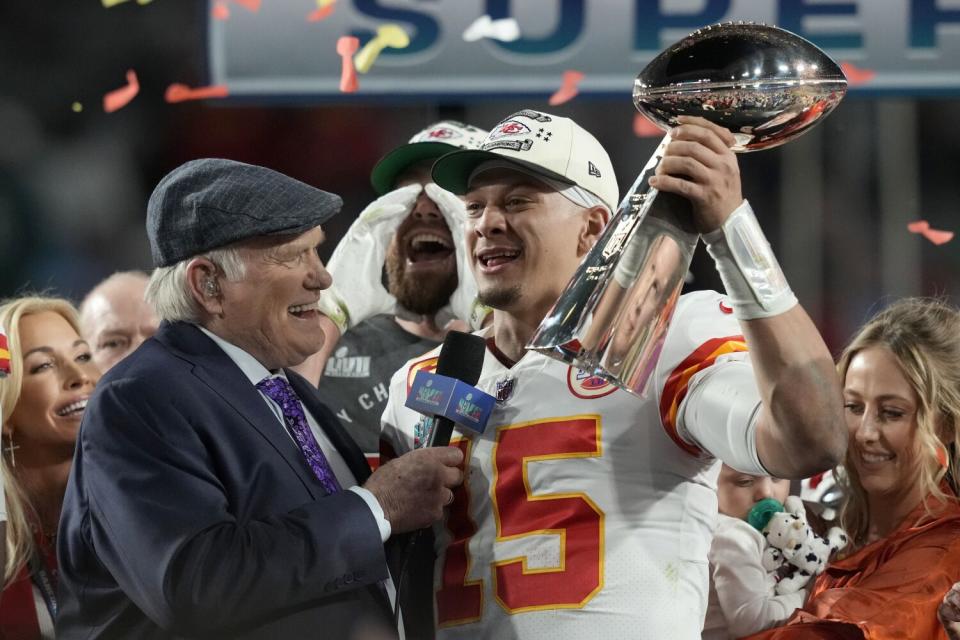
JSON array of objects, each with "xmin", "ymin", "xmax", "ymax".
[{"xmin": 527, "ymin": 22, "xmax": 847, "ymax": 397}]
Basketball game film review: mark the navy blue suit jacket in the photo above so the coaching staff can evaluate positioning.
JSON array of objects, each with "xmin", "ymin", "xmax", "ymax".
[{"xmin": 56, "ymin": 321, "xmax": 394, "ymax": 639}]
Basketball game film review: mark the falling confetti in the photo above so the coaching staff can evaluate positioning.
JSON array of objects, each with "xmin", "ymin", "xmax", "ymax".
[
  {"xmin": 354, "ymin": 24, "xmax": 410, "ymax": 74},
  {"xmin": 212, "ymin": 1, "xmax": 229, "ymax": 19},
  {"xmin": 307, "ymin": 4, "xmax": 335, "ymax": 21},
  {"xmin": 71, "ymin": 102, "xmax": 83, "ymax": 113},
  {"xmin": 548, "ymin": 70, "xmax": 584, "ymax": 106},
  {"xmin": 307, "ymin": 0, "xmax": 335, "ymax": 21},
  {"xmin": 839, "ymin": 62, "xmax": 876, "ymax": 86},
  {"xmin": 907, "ymin": 220, "xmax": 954, "ymax": 245},
  {"xmin": 462, "ymin": 15, "xmax": 520, "ymax": 42},
  {"xmin": 164, "ymin": 83, "xmax": 230, "ymax": 103},
  {"xmin": 103, "ymin": 69, "xmax": 140, "ymax": 113},
  {"xmin": 337, "ymin": 36, "xmax": 360, "ymax": 93},
  {"xmin": 633, "ymin": 112, "xmax": 664, "ymax": 138}
]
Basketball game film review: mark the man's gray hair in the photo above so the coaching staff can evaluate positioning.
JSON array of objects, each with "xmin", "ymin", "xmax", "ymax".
[{"xmin": 145, "ymin": 247, "xmax": 247, "ymax": 323}]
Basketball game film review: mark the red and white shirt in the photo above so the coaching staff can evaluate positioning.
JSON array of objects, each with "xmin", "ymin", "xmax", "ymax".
[{"xmin": 381, "ymin": 290, "xmax": 753, "ymax": 639}]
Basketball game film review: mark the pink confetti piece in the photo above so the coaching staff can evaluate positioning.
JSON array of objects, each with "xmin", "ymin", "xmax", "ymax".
[
  {"xmin": 212, "ymin": 1, "xmax": 230, "ymax": 19},
  {"xmin": 923, "ymin": 229, "xmax": 954, "ymax": 245},
  {"xmin": 840, "ymin": 62, "xmax": 876, "ymax": 86},
  {"xmin": 548, "ymin": 70, "xmax": 583, "ymax": 106},
  {"xmin": 231, "ymin": 0, "xmax": 260, "ymax": 11},
  {"xmin": 164, "ymin": 83, "xmax": 230, "ymax": 103},
  {"xmin": 336, "ymin": 36, "xmax": 360, "ymax": 93},
  {"xmin": 307, "ymin": 3, "xmax": 335, "ymax": 22},
  {"xmin": 907, "ymin": 219, "xmax": 954, "ymax": 245},
  {"xmin": 103, "ymin": 69, "xmax": 140, "ymax": 113},
  {"xmin": 633, "ymin": 112, "xmax": 664, "ymax": 138}
]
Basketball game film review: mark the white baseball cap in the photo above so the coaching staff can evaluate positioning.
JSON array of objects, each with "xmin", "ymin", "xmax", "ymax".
[
  {"xmin": 431, "ymin": 109, "xmax": 619, "ymax": 212},
  {"xmin": 370, "ymin": 120, "xmax": 488, "ymax": 195}
]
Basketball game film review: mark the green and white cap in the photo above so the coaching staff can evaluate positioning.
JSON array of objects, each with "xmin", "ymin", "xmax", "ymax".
[
  {"xmin": 431, "ymin": 109, "xmax": 619, "ymax": 212},
  {"xmin": 370, "ymin": 120, "xmax": 488, "ymax": 195}
]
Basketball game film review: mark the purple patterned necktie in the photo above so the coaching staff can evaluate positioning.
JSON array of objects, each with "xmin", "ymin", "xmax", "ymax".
[{"xmin": 256, "ymin": 376, "xmax": 341, "ymax": 495}]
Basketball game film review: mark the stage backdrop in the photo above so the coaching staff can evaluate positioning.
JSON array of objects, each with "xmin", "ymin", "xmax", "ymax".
[{"xmin": 208, "ymin": 0, "xmax": 960, "ymax": 97}]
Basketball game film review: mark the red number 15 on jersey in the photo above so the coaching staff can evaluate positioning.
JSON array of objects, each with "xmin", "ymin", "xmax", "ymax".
[{"xmin": 436, "ymin": 416, "xmax": 605, "ymax": 627}]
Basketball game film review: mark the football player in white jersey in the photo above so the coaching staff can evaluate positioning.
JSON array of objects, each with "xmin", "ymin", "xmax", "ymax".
[{"xmin": 380, "ymin": 110, "xmax": 846, "ymax": 639}]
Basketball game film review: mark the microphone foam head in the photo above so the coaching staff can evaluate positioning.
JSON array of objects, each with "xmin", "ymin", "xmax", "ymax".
[{"xmin": 436, "ymin": 330, "xmax": 487, "ymax": 386}]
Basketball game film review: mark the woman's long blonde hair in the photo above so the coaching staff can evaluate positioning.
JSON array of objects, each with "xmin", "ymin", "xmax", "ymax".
[
  {"xmin": 1, "ymin": 295, "xmax": 83, "ymax": 586},
  {"xmin": 836, "ymin": 298, "xmax": 960, "ymax": 547}
]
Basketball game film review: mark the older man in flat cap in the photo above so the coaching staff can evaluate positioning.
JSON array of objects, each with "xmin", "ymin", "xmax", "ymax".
[{"xmin": 56, "ymin": 159, "xmax": 463, "ymax": 640}]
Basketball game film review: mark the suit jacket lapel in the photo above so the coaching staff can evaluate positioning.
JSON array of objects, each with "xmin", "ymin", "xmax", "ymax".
[
  {"xmin": 286, "ymin": 370, "xmax": 372, "ymax": 484},
  {"xmin": 156, "ymin": 322, "xmax": 321, "ymax": 500}
]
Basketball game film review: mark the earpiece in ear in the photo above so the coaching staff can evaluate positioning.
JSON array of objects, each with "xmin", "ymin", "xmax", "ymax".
[{"xmin": 203, "ymin": 278, "xmax": 219, "ymax": 297}]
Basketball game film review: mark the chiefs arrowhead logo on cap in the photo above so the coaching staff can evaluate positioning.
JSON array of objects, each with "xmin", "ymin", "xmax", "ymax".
[
  {"xmin": 427, "ymin": 127, "xmax": 457, "ymax": 139},
  {"xmin": 489, "ymin": 120, "xmax": 530, "ymax": 140}
]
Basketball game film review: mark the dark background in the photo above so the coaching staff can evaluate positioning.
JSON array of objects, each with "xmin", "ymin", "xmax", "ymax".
[{"xmin": 2, "ymin": 1, "xmax": 959, "ymax": 353}]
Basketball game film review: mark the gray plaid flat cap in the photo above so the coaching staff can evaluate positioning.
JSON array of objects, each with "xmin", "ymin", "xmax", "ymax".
[{"xmin": 147, "ymin": 158, "xmax": 342, "ymax": 267}]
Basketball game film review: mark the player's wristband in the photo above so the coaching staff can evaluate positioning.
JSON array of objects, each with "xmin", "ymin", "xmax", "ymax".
[
  {"xmin": 703, "ymin": 200, "xmax": 798, "ymax": 320},
  {"xmin": 317, "ymin": 288, "xmax": 350, "ymax": 335}
]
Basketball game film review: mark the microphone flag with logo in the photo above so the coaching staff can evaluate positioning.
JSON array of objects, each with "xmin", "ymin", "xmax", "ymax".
[{"xmin": 404, "ymin": 330, "xmax": 488, "ymax": 447}]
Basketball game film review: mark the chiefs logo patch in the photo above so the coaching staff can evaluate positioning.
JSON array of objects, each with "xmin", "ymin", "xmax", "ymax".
[
  {"xmin": 566, "ymin": 366, "xmax": 617, "ymax": 399},
  {"xmin": 427, "ymin": 127, "xmax": 457, "ymax": 139},
  {"xmin": 488, "ymin": 120, "xmax": 530, "ymax": 140}
]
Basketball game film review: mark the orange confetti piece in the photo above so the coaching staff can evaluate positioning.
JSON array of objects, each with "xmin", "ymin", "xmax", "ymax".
[
  {"xmin": 103, "ymin": 69, "xmax": 140, "ymax": 113},
  {"xmin": 548, "ymin": 70, "xmax": 584, "ymax": 106},
  {"xmin": 840, "ymin": 62, "xmax": 876, "ymax": 86},
  {"xmin": 633, "ymin": 112, "xmax": 665, "ymax": 138},
  {"xmin": 212, "ymin": 1, "xmax": 229, "ymax": 19},
  {"xmin": 907, "ymin": 219, "xmax": 954, "ymax": 245},
  {"xmin": 337, "ymin": 36, "xmax": 360, "ymax": 93},
  {"xmin": 307, "ymin": 3, "xmax": 335, "ymax": 22},
  {"xmin": 923, "ymin": 229, "xmax": 954, "ymax": 245},
  {"xmin": 231, "ymin": 0, "xmax": 260, "ymax": 11},
  {"xmin": 164, "ymin": 83, "xmax": 230, "ymax": 103}
]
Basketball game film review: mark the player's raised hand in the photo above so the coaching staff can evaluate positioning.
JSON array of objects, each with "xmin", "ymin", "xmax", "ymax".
[{"xmin": 649, "ymin": 115, "xmax": 743, "ymax": 234}]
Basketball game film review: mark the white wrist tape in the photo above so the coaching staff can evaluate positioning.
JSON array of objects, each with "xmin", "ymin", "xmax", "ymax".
[
  {"xmin": 703, "ymin": 200, "xmax": 797, "ymax": 320},
  {"xmin": 317, "ymin": 288, "xmax": 350, "ymax": 335}
]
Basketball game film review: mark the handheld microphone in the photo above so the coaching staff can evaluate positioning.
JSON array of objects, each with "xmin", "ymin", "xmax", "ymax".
[
  {"xmin": 393, "ymin": 331, "xmax": 487, "ymax": 628},
  {"xmin": 410, "ymin": 330, "xmax": 487, "ymax": 447}
]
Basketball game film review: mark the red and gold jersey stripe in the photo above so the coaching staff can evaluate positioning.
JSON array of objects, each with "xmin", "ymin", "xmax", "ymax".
[
  {"xmin": 658, "ymin": 335, "xmax": 748, "ymax": 457},
  {"xmin": 405, "ymin": 355, "xmax": 439, "ymax": 395}
]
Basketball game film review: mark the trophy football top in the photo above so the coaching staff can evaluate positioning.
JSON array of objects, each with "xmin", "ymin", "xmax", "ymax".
[{"xmin": 633, "ymin": 22, "xmax": 848, "ymax": 151}]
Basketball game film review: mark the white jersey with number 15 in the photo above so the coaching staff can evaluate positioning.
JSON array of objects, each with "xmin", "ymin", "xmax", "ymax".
[{"xmin": 381, "ymin": 290, "xmax": 749, "ymax": 640}]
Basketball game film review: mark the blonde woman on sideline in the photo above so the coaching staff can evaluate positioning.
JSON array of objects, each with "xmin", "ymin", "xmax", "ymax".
[
  {"xmin": 746, "ymin": 298, "xmax": 960, "ymax": 640},
  {"xmin": 0, "ymin": 296, "xmax": 100, "ymax": 638}
]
